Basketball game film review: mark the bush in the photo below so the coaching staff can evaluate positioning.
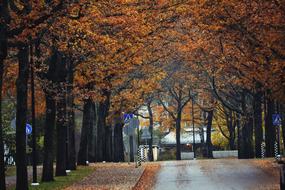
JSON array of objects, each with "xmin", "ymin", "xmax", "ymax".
[{"xmin": 157, "ymin": 148, "xmax": 176, "ymax": 161}]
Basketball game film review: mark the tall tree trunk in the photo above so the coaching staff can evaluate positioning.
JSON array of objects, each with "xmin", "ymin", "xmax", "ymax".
[
  {"xmin": 0, "ymin": 2, "xmax": 8, "ymax": 187},
  {"xmin": 228, "ymin": 111, "xmax": 236, "ymax": 150},
  {"xmin": 147, "ymin": 102, "xmax": 154, "ymax": 161},
  {"xmin": 240, "ymin": 117, "xmax": 254, "ymax": 159},
  {"xmin": 105, "ymin": 125, "xmax": 112, "ymax": 162},
  {"xmin": 30, "ymin": 44, "xmax": 38, "ymax": 184},
  {"xmin": 176, "ymin": 111, "xmax": 181, "ymax": 160},
  {"xmin": 103, "ymin": 93, "xmax": 111, "ymax": 162},
  {"xmin": 67, "ymin": 103, "xmax": 76, "ymax": 170},
  {"xmin": 88, "ymin": 102, "xmax": 96, "ymax": 162},
  {"xmin": 239, "ymin": 120, "xmax": 246, "ymax": 159},
  {"xmin": 253, "ymin": 90, "xmax": 263, "ymax": 158},
  {"xmin": 77, "ymin": 100, "xmax": 92, "ymax": 165},
  {"xmin": 16, "ymin": 46, "xmax": 29, "ymax": 190},
  {"xmin": 42, "ymin": 93, "xmax": 56, "ymax": 181},
  {"xmin": 265, "ymin": 95, "xmax": 275, "ymax": 157},
  {"xmin": 42, "ymin": 49, "xmax": 58, "ymax": 182},
  {"xmin": 237, "ymin": 114, "xmax": 241, "ymax": 158},
  {"xmin": 239, "ymin": 93, "xmax": 254, "ymax": 159},
  {"xmin": 206, "ymin": 110, "xmax": 213, "ymax": 158},
  {"xmin": 67, "ymin": 59, "xmax": 76, "ymax": 170},
  {"xmin": 55, "ymin": 54, "xmax": 67, "ymax": 176},
  {"xmin": 55, "ymin": 91, "xmax": 67, "ymax": 176},
  {"xmin": 96, "ymin": 91, "xmax": 110, "ymax": 162},
  {"xmin": 96, "ymin": 103, "xmax": 106, "ymax": 162},
  {"xmin": 113, "ymin": 118, "xmax": 124, "ymax": 162},
  {"xmin": 0, "ymin": 57, "xmax": 6, "ymax": 190}
]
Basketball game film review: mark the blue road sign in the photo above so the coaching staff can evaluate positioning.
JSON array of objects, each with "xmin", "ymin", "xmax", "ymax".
[
  {"xmin": 272, "ymin": 114, "xmax": 282, "ymax": 126},
  {"xmin": 26, "ymin": 124, "xmax": 32, "ymax": 135},
  {"xmin": 123, "ymin": 113, "xmax": 133, "ymax": 123}
]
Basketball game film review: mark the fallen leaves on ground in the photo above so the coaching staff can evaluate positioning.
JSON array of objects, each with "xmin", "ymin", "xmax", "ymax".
[
  {"xmin": 133, "ymin": 163, "xmax": 161, "ymax": 190},
  {"xmin": 251, "ymin": 159, "xmax": 280, "ymax": 190},
  {"xmin": 65, "ymin": 163, "xmax": 144, "ymax": 190},
  {"xmin": 251, "ymin": 159, "xmax": 279, "ymax": 178}
]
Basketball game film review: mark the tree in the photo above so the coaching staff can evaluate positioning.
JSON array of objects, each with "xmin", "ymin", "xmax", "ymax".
[
  {"xmin": 0, "ymin": 0, "xmax": 9, "ymax": 188},
  {"xmin": 41, "ymin": 48, "xmax": 58, "ymax": 181},
  {"xmin": 213, "ymin": 104, "xmax": 237, "ymax": 150},
  {"xmin": 188, "ymin": 0, "xmax": 285, "ymax": 157},
  {"xmin": 146, "ymin": 100, "xmax": 154, "ymax": 161},
  {"xmin": 158, "ymin": 60, "xmax": 193, "ymax": 160},
  {"xmin": 77, "ymin": 99, "xmax": 93, "ymax": 165},
  {"xmin": 16, "ymin": 45, "xmax": 29, "ymax": 190},
  {"xmin": 55, "ymin": 53, "xmax": 67, "ymax": 176},
  {"xmin": 205, "ymin": 110, "xmax": 214, "ymax": 158},
  {"xmin": 73, "ymin": 0, "xmax": 180, "ymax": 163},
  {"xmin": 1, "ymin": 1, "xmax": 73, "ymax": 187},
  {"xmin": 253, "ymin": 85, "xmax": 263, "ymax": 158},
  {"xmin": 0, "ymin": 58, "xmax": 6, "ymax": 190},
  {"xmin": 66, "ymin": 59, "xmax": 76, "ymax": 170}
]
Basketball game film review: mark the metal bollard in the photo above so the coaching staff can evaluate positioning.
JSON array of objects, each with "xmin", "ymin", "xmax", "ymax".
[
  {"xmin": 142, "ymin": 146, "xmax": 146, "ymax": 162},
  {"xmin": 261, "ymin": 142, "xmax": 266, "ymax": 159},
  {"xmin": 275, "ymin": 141, "xmax": 279, "ymax": 161},
  {"xmin": 137, "ymin": 148, "xmax": 141, "ymax": 166}
]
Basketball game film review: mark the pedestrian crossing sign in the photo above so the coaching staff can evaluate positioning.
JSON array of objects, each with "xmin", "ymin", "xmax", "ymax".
[
  {"xmin": 272, "ymin": 114, "xmax": 282, "ymax": 126},
  {"xmin": 124, "ymin": 113, "xmax": 133, "ymax": 123}
]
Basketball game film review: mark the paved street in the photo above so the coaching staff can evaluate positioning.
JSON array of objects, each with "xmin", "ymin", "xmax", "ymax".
[{"xmin": 154, "ymin": 159, "xmax": 279, "ymax": 190}]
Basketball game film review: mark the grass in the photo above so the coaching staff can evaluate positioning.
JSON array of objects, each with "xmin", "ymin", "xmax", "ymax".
[
  {"xmin": 30, "ymin": 166, "xmax": 94, "ymax": 190},
  {"xmin": 8, "ymin": 166, "xmax": 94, "ymax": 190},
  {"xmin": 5, "ymin": 166, "xmax": 17, "ymax": 177}
]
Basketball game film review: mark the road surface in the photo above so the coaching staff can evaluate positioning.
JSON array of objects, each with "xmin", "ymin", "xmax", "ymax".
[{"xmin": 154, "ymin": 159, "xmax": 279, "ymax": 190}]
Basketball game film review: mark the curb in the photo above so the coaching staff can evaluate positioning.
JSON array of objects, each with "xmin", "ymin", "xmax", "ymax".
[{"xmin": 132, "ymin": 166, "xmax": 146, "ymax": 190}]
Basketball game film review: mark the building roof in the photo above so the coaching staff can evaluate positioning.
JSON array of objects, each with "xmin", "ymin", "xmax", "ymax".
[{"xmin": 160, "ymin": 130, "xmax": 207, "ymax": 145}]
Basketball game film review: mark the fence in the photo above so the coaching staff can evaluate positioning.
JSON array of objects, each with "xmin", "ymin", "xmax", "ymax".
[{"xmin": 213, "ymin": 150, "xmax": 238, "ymax": 158}]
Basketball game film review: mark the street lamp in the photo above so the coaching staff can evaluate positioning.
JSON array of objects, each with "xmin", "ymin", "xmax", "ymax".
[{"xmin": 192, "ymin": 98, "xmax": 196, "ymax": 160}]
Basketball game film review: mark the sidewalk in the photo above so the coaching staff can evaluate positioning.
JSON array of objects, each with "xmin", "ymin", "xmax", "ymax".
[
  {"xmin": 65, "ymin": 163, "xmax": 144, "ymax": 190},
  {"xmin": 6, "ymin": 163, "xmax": 147, "ymax": 190}
]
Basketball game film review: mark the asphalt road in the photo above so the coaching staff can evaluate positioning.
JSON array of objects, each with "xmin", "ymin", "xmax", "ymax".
[{"xmin": 154, "ymin": 159, "xmax": 279, "ymax": 190}]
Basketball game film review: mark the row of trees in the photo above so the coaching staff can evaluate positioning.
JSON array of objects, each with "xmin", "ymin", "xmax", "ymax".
[
  {"xmin": 0, "ymin": 1, "xmax": 186, "ymax": 189},
  {"xmin": 190, "ymin": 0, "xmax": 285, "ymax": 159},
  {"xmin": 133, "ymin": 0, "xmax": 285, "ymax": 160},
  {"xmin": 0, "ymin": 0, "xmax": 284, "ymax": 190}
]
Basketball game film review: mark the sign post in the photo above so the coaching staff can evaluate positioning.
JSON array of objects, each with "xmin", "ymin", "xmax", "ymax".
[
  {"xmin": 25, "ymin": 124, "xmax": 32, "ymax": 156},
  {"xmin": 123, "ymin": 114, "xmax": 139, "ymax": 166},
  {"xmin": 26, "ymin": 124, "xmax": 32, "ymax": 135},
  {"xmin": 192, "ymin": 98, "xmax": 196, "ymax": 160},
  {"xmin": 273, "ymin": 114, "xmax": 282, "ymax": 156},
  {"xmin": 273, "ymin": 114, "xmax": 282, "ymax": 126}
]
